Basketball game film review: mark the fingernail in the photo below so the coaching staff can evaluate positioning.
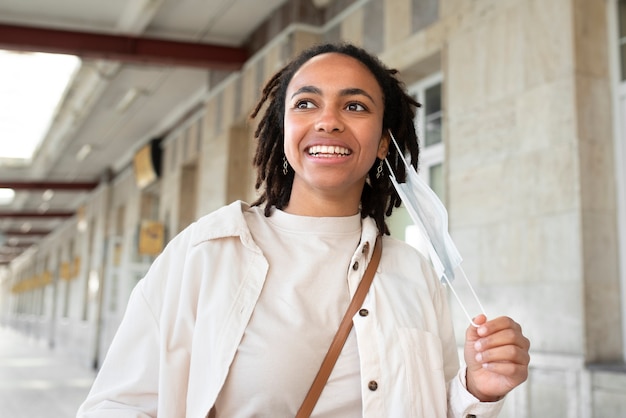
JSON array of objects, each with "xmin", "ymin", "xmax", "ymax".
[
  {"xmin": 475, "ymin": 353, "xmax": 482, "ymax": 362},
  {"xmin": 474, "ymin": 341, "xmax": 482, "ymax": 351}
]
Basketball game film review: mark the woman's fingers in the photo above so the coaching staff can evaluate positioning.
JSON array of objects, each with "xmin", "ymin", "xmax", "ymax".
[{"xmin": 475, "ymin": 343, "xmax": 530, "ymax": 367}]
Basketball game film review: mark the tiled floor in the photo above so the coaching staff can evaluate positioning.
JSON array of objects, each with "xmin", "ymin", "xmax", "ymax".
[{"xmin": 0, "ymin": 326, "xmax": 95, "ymax": 418}]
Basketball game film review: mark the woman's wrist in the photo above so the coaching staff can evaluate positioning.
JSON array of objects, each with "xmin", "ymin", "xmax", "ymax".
[{"xmin": 465, "ymin": 370, "xmax": 505, "ymax": 403}]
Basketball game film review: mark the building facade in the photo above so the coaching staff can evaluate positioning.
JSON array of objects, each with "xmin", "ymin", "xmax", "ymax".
[{"xmin": 1, "ymin": 0, "xmax": 625, "ymax": 416}]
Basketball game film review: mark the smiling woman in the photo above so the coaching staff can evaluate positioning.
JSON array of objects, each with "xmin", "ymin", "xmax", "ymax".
[
  {"xmin": 77, "ymin": 42, "xmax": 530, "ymax": 418},
  {"xmin": 0, "ymin": 50, "xmax": 80, "ymax": 162}
]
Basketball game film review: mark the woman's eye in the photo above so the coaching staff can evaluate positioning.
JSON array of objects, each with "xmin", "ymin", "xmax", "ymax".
[
  {"xmin": 346, "ymin": 102, "xmax": 366, "ymax": 112},
  {"xmin": 295, "ymin": 100, "xmax": 316, "ymax": 109}
]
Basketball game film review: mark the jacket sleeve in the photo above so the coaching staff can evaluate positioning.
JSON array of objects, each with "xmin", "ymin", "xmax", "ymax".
[
  {"xmin": 76, "ymin": 281, "xmax": 160, "ymax": 417},
  {"xmin": 447, "ymin": 367, "xmax": 505, "ymax": 418},
  {"xmin": 74, "ymin": 212, "xmax": 205, "ymax": 418}
]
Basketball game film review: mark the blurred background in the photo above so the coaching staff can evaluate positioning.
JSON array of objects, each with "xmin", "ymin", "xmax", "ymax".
[{"xmin": 0, "ymin": 0, "xmax": 624, "ymax": 416}]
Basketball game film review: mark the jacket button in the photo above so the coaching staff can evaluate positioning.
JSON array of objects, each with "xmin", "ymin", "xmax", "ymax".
[
  {"xmin": 466, "ymin": 415, "xmax": 477, "ymax": 418},
  {"xmin": 352, "ymin": 261, "xmax": 359, "ymax": 270},
  {"xmin": 362, "ymin": 242, "xmax": 369, "ymax": 254},
  {"xmin": 359, "ymin": 309, "xmax": 369, "ymax": 317},
  {"xmin": 368, "ymin": 380, "xmax": 378, "ymax": 391}
]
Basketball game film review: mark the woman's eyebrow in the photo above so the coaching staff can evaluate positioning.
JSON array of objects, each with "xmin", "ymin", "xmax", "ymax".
[
  {"xmin": 339, "ymin": 88, "xmax": 375, "ymax": 103},
  {"xmin": 291, "ymin": 85, "xmax": 322, "ymax": 98},
  {"xmin": 290, "ymin": 86, "xmax": 375, "ymax": 103}
]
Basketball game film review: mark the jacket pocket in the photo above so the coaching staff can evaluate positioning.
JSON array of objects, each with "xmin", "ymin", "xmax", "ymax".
[{"xmin": 397, "ymin": 328, "xmax": 447, "ymax": 417}]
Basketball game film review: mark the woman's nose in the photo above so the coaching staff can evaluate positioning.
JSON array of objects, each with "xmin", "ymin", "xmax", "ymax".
[{"xmin": 314, "ymin": 107, "xmax": 344, "ymax": 133}]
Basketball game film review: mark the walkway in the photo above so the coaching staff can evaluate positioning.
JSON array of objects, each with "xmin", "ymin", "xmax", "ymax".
[{"xmin": 0, "ymin": 326, "xmax": 95, "ymax": 418}]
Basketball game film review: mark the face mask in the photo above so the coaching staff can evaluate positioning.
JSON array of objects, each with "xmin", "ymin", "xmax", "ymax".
[{"xmin": 385, "ymin": 130, "xmax": 485, "ymax": 326}]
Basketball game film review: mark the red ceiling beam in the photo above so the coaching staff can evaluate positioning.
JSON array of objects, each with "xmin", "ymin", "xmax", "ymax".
[
  {"xmin": 0, "ymin": 23, "xmax": 248, "ymax": 70},
  {"xmin": 1, "ymin": 242, "xmax": 33, "ymax": 248},
  {"xmin": 0, "ymin": 181, "xmax": 98, "ymax": 191},
  {"xmin": 0, "ymin": 211, "xmax": 74, "ymax": 218},
  {"xmin": 3, "ymin": 229, "xmax": 51, "ymax": 236}
]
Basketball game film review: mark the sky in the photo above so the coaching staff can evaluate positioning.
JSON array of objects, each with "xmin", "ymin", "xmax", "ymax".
[{"xmin": 0, "ymin": 50, "xmax": 81, "ymax": 161}]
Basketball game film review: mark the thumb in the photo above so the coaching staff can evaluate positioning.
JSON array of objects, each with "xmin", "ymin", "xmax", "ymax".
[
  {"xmin": 466, "ymin": 314, "xmax": 487, "ymax": 343},
  {"xmin": 465, "ymin": 314, "xmax": 487, "ymax": 370}
]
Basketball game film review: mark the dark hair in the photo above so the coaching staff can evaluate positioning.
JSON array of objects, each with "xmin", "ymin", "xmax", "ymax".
[{"xmin": 250, "ymin": 42, "xmax": 420, "ymax": 234}]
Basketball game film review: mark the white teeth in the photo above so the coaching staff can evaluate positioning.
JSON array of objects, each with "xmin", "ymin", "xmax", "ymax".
[{"xmin": 308, "ymin": 145, "xmax": 350, "ymax": 156}]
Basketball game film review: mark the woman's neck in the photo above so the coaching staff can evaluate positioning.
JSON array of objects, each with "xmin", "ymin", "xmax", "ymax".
[{"xmin": 283, "ymin": 188, "xmax": 361, "ymax": 218}]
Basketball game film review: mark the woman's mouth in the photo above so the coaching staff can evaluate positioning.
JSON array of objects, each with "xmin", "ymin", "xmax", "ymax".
[{"xmin": 307, "ymin": 145, "xmax": 351, "ymax": 157}]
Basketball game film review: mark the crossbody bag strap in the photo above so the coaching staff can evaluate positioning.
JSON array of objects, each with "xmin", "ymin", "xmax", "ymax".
[{"xmin": 295, "ymin": 235, "xmax": 382, "ymax": 418}]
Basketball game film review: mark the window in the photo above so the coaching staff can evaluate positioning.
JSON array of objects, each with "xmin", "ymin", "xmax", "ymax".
[
  {"xmin": 423, "ymin": 82, "xmax": 443, "ymax": 147},
  {"xmin": 619, "ymin": 0, "xmax": 626, "ymax": 81},
  {"xmin": 387, "ymin": 74, "xmax": 445, "ymax": 246},
  {"xmin": 410, "ymin": 73, "xmax": 445, "ymax": 203}
]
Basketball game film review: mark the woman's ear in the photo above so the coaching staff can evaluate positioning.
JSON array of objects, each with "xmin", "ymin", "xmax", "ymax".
[{"xmin": 377, "ymin": 133, "xmax": 390, "ymax": 160}]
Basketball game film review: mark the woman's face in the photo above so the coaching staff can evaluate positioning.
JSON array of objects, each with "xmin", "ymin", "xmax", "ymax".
[{"xmin": 283, "ymin": 52, "xmax": 388, "ymax": 212}]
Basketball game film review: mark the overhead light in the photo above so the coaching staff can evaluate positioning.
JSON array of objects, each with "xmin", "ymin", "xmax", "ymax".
[
  {"xmin": 76, "ymin": 144, "xmax": 92, "ymax": 161},
  {"xmin": 115, "ymin": 87, "xmax": 143, "ymax": 113},
  {"xmin": 42, "ymin": 189, "xmax": 54, "ymax": 201},
  {"xmin": 20, "ymin": 222, "xmax": 32, "ymax": 233},
  {"xmin": 0, "ymin": 188, "xmax": 15, "ymax": 205},
  {"xmin": 38, "ymin": 202, "xmax": 50, "ymax": 213}
]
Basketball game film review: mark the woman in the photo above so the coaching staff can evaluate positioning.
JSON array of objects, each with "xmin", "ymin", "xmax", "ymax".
[{"xmin": 77, "ymin": 43, "xmax": 530, "ymax": 417}]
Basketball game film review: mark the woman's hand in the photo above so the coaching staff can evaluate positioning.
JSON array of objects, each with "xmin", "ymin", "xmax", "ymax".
[{"xmin": 464, "ymin": 315, "xmax": 530, "ymax": 402}]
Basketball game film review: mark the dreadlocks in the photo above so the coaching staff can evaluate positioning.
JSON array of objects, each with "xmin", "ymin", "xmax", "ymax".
[{"xmin": 250, "ymin": 42, "xmax": 420, "ymax": 235}]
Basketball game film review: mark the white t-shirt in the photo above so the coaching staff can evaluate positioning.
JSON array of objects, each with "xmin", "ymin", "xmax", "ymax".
[{"xmin": 214, "ymin": 206, "xmax": 363, "ymax": 417}]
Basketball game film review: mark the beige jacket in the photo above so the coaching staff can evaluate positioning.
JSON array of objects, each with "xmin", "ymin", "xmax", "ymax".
[{"xmin": 77, "ymin": 201, "xmax": 503, "ymax": 418}]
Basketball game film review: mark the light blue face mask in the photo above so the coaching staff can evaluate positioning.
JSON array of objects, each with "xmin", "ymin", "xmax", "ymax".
[{"xmin": 384, "ymin": 130, "xmax": 486, "ymax": 327}]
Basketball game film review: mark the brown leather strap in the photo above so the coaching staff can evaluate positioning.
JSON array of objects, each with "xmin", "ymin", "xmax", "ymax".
[{"xmin": 296, "ymin": 235, "xmax": 382, "ymax": 418}]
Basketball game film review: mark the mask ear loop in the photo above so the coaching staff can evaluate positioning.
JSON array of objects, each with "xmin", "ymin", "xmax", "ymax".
[
  {"xmin": 386, "ymin": 129, "xmax": 486, "ymax": 328},
  {"xmin": 441, "ymin": 269, "xmax": 486, "ymax": 328}
]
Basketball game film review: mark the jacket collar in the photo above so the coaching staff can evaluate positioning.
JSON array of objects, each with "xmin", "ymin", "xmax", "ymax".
[
  {"xmin": 190, "ymin": 200, "xmax": 381, "ymax": 253},
  {"xmin": 190, "ymin": 201, "xmax": 258, "ymax": 250}
]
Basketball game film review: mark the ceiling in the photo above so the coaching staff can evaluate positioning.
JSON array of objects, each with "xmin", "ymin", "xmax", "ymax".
[{"xmin": 0, "ymin": 0, "xmax": 296, "ymax": 265}]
